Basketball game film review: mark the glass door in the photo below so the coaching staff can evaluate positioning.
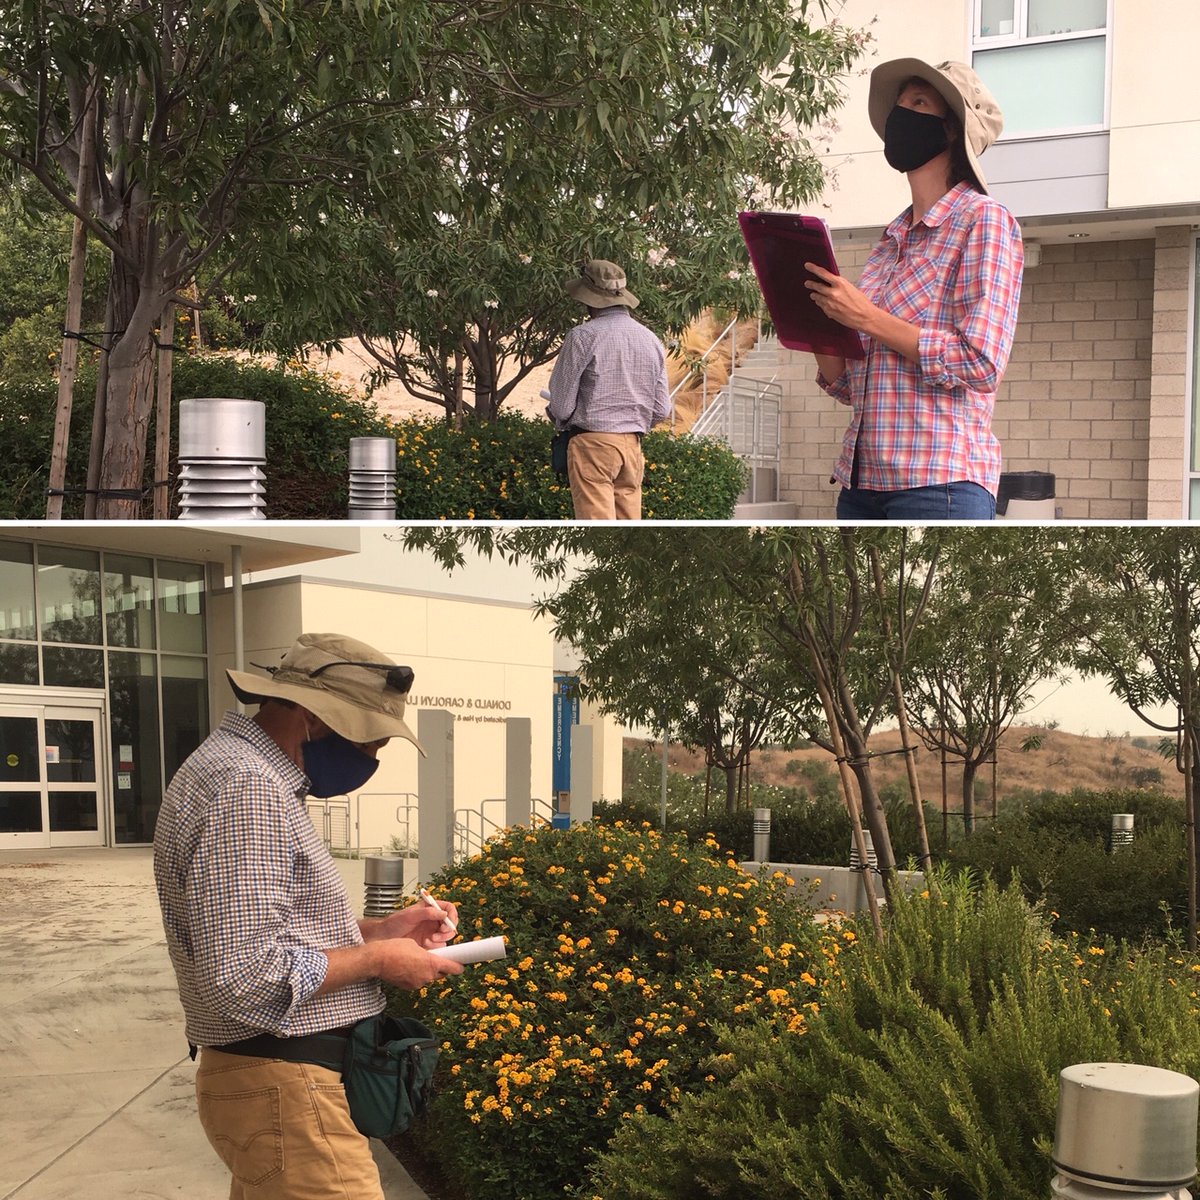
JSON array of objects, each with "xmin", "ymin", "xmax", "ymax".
[{"xmin": 0, "ymin": 702, "xmax": 105, "ymax": 847}]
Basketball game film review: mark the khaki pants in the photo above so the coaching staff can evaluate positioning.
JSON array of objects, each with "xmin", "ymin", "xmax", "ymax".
[
  {"xmin": 196, "ymin": 1048, "xmax": 383, "ymax": 1200},
  {"xmin": 567, "ymin": 432, "xmax": 645, "ymax": 520}
]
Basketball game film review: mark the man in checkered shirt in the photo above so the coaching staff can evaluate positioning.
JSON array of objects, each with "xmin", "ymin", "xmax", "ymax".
[
  {"xmin": 547, "ymin": 259, "xmax": 672, "ymax": 520},
  {"xmin": 154, "ymin": 632, "xmax": 463, "ymax": 1199}
]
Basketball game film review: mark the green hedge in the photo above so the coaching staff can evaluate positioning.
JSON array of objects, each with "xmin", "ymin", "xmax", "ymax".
[
  {"xmin": 392, "ymin": 414, "xmax": 746, "ymax": 520},
  {"xmin": 946, "ymin": 788, "xmax": 1188, "ymax": 941},
  {"xmin": 0, "ymin": 355, "xmax": 746, "ymax": 520}
]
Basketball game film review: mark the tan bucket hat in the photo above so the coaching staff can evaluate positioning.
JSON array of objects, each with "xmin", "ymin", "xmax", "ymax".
[
  {"xmin": 868, "ymin": 58, "xmax": 1004, "ymax": 192},
  {"xmin": 565, "ymin": 259, "xmax": 640, "ymax": 309},
  {"xmin": 227, "ymin": 632, "xmax": 422, "ymax": 751}
]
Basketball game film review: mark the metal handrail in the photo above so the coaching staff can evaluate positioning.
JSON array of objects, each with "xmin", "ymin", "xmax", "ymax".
[
  {"xmin": 690, "ymin": 374, "xmax": 783, "ymax": 504},
  {"xmin": 669, "ymin": 315, "xmax": 740, "ymax": 432},
  {"xmin": 453, "ymin": 798, "xmax": 509, "ymax": 860}
]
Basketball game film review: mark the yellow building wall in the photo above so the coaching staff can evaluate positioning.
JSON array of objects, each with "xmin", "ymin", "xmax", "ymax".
[{"xmin": 1107, "ymin": 3, "xmax": 1200, "ymax": 208}]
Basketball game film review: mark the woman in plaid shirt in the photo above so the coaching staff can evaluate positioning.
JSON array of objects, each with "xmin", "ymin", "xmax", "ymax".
[{"xmin": 805, "ymin": 58, "xmax": 1024, "ymax": 521}]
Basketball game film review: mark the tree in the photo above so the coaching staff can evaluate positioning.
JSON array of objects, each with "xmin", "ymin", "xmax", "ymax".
[
  {"xmin": 903, "ymin": 528, "xmax": 1082, "ymax": 836},
  {"xmin": 401, "ymin": 526, "xmax": 942, "ymax": 924},
  {"xmin": 1068, "ymin": 527, "xmax": 1200, "ymax": 948},
  {"xmin": 0, "ymin": 3, "xmax": 458, "ymax": 515},
  {"xmin": 236, "ymin": 3, "xmax": 868, "ymax": 422},
  {"xmin": 528, "ymin": 530, "xmax": 808, "ymax": 814}
]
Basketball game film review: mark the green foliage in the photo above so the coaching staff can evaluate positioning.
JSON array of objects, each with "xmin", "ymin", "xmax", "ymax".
[
  {"xmin": 946, "ymin": 788, "xmax": 1188, "ymax": 941},
  {"xmin": 0, "ymin": 350, "xmax": 741, "ymax": 518},
  {"xmin": 0, "ymin": 374, "xmax": 77, "ymax": 517},
  {"xmin": 393, "ymin": 415, "xmax": 746, "ymax": 520},
  {"xmin": 0, "ymin": 202, "xmax": 108, "ymax": 332},
  {"xmin": 399, "ymin": 820, "xmax": 848, "ymax": 1200},
  {"xmin": 0, "ymin": 352, "xmax": 392, "ymax": 519},
  {"xmin": 0, "ymin": 307, "xmax": 66, "ymax": 387},
  {"xmin": 171, "ymin": 354, "xmax": 396, "ymax": 518},
  {"xmin": 582, "ymin": 872, "xmax": 1200, "ymax": 1200}
]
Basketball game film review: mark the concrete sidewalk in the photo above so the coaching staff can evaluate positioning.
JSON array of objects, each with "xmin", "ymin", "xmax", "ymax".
[{"xmin": 0, "ymin": 847, "xmax": 429, "ymax": 1200}]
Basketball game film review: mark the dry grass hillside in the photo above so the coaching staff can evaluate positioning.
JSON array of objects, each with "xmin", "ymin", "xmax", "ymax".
[{"xmin": 629, "ymin": 725, "xmax": 1183, "ymax": 811}]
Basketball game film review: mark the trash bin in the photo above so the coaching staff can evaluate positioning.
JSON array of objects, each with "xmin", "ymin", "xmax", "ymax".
[
  {"xmin": 551, "ymin": 813, "xmax": 571, "ymax": 831},
  {"xmin": 997, "ymin": 470, "xmax": 1055, "ymax": 520}
]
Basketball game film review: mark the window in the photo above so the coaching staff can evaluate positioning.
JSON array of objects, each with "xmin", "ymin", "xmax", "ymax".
[
  {"xmin": 104, "ymin": 554, "xmax": 156, "ymax": 649},
  {"xmin": 157, "ymin": 560, "xmax": 206, "ymax": 653},
  {"xmin": 972, "ymin": 0, "xmax": 1109, "ymax": 137},
  {"xmin": 38, "ymin": 547, "xmax": 102, "ymax": 646}
]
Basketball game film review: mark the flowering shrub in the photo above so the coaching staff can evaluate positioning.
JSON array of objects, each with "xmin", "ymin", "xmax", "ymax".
[
  {"xmin": 0, "ymin": 350, "xmax": 745, "ymax": 519},
  {"xmin": 393, "ymin": 412, "xmax": 746, "ymax": 520},
  {"xmin": 393, "ymin": 820, "xmax": 850, "ymax": 1200},
  {"xmin": 583, "ymin": 870, "xmax": 1200, "ymax": 1200}
]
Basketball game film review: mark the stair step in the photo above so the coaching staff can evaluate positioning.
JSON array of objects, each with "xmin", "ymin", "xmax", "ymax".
[{"xmin": 733, "ymin": 500, "xmax": 800, "ymax": 519}]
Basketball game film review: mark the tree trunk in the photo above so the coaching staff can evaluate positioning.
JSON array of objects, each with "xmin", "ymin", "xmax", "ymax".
[
  {"xmin": 152, "ymin": 301, "xmax": 176, "ymax": 519},
  {"xmin": 83, "ymin": 294, "xmax": 114, "ymax": 520},
  {"xmin": 847, "ymin": 752, "xmax": 897, "ymax": 881},
  {"xmin": 723, "ymin": 766, "xmax": 737, "ymax": 815},
  {"xmin": 46, "ymin": 104, "xmax": 96, "ymax": 520},
  {"xmin": 961, "ymin": 759, "xmax": 978, "ymax": 835},
  {"xmin": 1187, "ymin": 729, "xmax": 1198, "ymax": 952},
  {"xmin": 93, "ymin": 220, "xmax": 165, "ymax": 520}
]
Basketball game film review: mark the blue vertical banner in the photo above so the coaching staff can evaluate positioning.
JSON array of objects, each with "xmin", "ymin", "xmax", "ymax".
[{"xmin": 552, "ymin": 674, "xmax": 580, "ymax": 813}]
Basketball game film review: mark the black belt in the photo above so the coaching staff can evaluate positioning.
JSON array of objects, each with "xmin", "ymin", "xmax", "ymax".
[
  {"xmin": 200, "ymin": 1023, "xmax": 358, "ymax": 1071},
  {"xmin": 567, "ymin": 427, "xmax": 644, "ymax": 440}
]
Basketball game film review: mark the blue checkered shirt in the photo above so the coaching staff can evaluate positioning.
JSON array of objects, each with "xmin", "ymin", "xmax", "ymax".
[
  {"xmin": 546, "ymin": 306, "xmax": 671, "ymax": 433},
  {"xmin": 153, "ymin": 711, "xmax": 384, "ymax": 1046}
]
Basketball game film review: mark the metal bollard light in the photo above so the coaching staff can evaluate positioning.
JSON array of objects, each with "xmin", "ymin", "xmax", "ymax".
[
  {"xmin": 363, "ymin": 855, "xmax": 409, "ymax": 918},
  {"xmin": 348, "ymin": 437, "xmax": 397, "ymax": 520},
  {"xmin": 752, "ymin": 807, "xmax": 771, "ymax": 863},
  {"xmin": 1052, "ymin": 1062, "xmax": 1199, "ymax": 1200},
  {"xmin": 1111, "ymin": 813, "xmax": 1135, "ymax": 852},
  {"xmin": 178, "ymin": 398, "xmax": 266, "ymax": 520},
  {"xmin": 849, "ymin": 830, "xmax": 877, "ymax": 872}
]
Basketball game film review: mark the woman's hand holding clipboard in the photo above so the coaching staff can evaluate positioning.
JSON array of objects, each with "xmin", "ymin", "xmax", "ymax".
[{"xmin": 738, "ymin": 212, "xmax": 866, "ymax": 360}]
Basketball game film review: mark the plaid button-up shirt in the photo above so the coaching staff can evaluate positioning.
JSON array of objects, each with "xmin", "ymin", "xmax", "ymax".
[
  {"xmin": 547, "ymin": 306, "xmax": 672, "ymax": 433},
  {"xmin": 820, "ymin": 183, "xmax": 1024, "ymax": 494},
  {"xmin": 154, "ymin": 712, "xmax": 383, "ymax": 1046}
]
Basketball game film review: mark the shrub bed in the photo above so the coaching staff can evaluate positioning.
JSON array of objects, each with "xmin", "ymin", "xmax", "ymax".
[
  {"xmin": 582, "ymin": 870, "xmax": 1200, "ymax": 1200},
  {"xmin": 947, "ymin": 787, "xmax": 1188, "ymax": 941},
  {"xmin": 392, "ymin": 820, "xmax": 851, "ymax": 1200},
  {"xmin": 392, "ymin": 413, "xmax": 746, "ymax": 520},
  {"xmin": 0, "ymin": 355, "xmax": 746, "ymax": 519}
]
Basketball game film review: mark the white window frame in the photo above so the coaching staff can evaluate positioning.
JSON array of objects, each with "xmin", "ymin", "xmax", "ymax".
[{"xmin": 970, "ymin": 0, "xmax": 1113, "ymax": 139}]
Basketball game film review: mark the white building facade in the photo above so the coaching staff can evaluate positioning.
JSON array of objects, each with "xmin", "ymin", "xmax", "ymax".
[{"xmin": 0, "ymin": 527, "xmax": 622, "ymax": 855}]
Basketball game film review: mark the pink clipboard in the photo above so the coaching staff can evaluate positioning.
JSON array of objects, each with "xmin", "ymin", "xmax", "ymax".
[{"xmin": 738, "ymin": 211, "xmax": 865, "ymax": 359}]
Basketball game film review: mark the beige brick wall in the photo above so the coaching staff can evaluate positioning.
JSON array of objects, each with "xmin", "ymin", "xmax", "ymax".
[
  {"xmin": 1146, "ymin": 227, "xmax": 1193, "ymax": 519},
  {"xmin": 775, "ymin": 236, "xmax": 1172, "ymax": 521},
  {"xmin": 995, "ymin": 238, "xmax": 1153, "ymax": 521}
]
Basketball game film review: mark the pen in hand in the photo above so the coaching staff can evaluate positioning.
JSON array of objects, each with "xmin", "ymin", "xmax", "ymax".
[{"xmin": 418, "ymin": 887, "xmax": 458, "ymax": 937}]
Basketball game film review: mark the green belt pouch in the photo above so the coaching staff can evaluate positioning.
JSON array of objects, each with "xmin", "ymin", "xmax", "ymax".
[{"xmin": 342, "ymin": 1013, "xmax": 439, "ymax": 1138}]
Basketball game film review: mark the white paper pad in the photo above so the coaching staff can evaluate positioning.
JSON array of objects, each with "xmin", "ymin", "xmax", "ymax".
[{"xmin": 430, "ymin": 935, "xmax": 507, "ymax": 965}]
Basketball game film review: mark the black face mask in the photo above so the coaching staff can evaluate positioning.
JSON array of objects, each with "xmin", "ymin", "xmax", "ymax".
[
  {"xmin": 883, "ymin": 104, "xmax": 949, "ymax": 174},
  {"xmin": 303, "ymin": 731, "xmax": 380, "ymax": 798}
]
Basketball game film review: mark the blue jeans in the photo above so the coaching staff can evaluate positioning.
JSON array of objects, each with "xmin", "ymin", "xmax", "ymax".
[{"xmin": 835, "ymin": 481, "xmax": 996, "ymax": 522}]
